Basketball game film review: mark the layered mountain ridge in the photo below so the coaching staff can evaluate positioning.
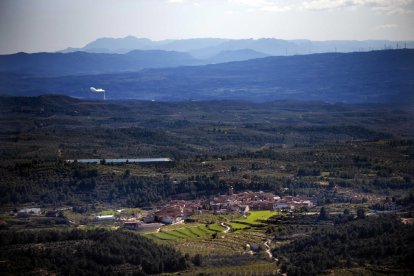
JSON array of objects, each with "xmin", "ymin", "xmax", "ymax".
[{"xmin": 1, "ymin": 49, "xmax": 413, "ymax": 104}]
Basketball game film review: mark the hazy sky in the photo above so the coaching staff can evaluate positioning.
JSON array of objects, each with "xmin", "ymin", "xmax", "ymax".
[{"xmin": 1, "ymin": 0, "xmax": 414, "ymax": 54}]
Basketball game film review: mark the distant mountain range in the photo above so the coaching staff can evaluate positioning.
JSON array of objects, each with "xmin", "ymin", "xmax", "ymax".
[
  {"xmin": 208, "ymin": 49, "xmax": 268, "ymax": 64},
  {"xmin": 0, "ymin": 50, "xmax": 200, "ymax": 77},
  {"xmin": 1, "ymin": 49, "xmax": 413, "ymax": 104},
  {"xmin": 1, "ymin": 36, "xmax": 413, "ymax": 77},
  {"xmin": 61, "ymin": 35, "xmax": 414, "ymax": 58},
  {"xmin": 0, "ymin": 47, "xmax": 270, "ymax": 77}
]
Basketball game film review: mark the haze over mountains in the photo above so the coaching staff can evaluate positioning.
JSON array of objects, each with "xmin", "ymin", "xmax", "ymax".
[
  {"xmin": 0, "ymin": 36, "xmax": 413, "ymax": 104},
  {"xmin": 0, "ymin": 50, "xmax": 201, "ymax": 77},
  {"xmin": 0, "ymin": 48, "xmax": 273, "ymax": 77},
  {"xmin": 1, "ymin": 49, "xmax": 413, "ymax": 104},
  {"xmin": 62, "ymin": 36, "xmax": 414, "ymax": 58},
  {"xmin": 1, "ymin": 35, "xmax": 414, "ymax": 77}
]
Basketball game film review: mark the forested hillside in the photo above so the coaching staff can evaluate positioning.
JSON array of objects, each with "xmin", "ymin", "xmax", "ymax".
[
  {"xmin": 0, "ymin": 228, "xmax": 189, "ymax": 275},
  {"xmin": 273, "ymin": 216, "xmax": 414, "ymax": 275},
  {"xmin": 1, "ymin": 96, "xmax": 413, "ymax": 208}
]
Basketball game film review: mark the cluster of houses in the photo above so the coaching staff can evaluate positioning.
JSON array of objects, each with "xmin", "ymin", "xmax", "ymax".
[
  {"xmin": 13, "ymin": 189, "xmax": 314, "ymax": 230},
  {"xmin": 119, "ymin": 188, "xmax": 314, "ymax": 229},
  {"xmin": 208, "ymin": 188, "xmax": 313, "ymax": 214}
]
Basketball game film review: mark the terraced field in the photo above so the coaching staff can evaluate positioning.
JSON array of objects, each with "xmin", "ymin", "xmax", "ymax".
[
  {"xmin": 207, "ymin": 223, "xmax": 226, "ymax": 232},
  {"xmin": 229, "ymin": 221, "xmax": 251, "ymax": 230},
  {"xmin": 146, "ymin": 223, "xmax": 217, "ymax": 241},
  {"xmin": 143, "ymin": 214, "xmax": 277, "ymax": 275},
  {"xmin": 171, "ymin": 229, "xmax": 275, "ymax": 274}
]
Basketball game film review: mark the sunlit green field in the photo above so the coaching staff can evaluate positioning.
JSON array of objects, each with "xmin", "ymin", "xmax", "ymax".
[
  {"xmin": 229, "ymin": 221, "xmax": 251, "ymax": 230},
  {"xmin": 207, "ymin": 223, "xmax": 226, "ymax": 232},
  {"xmin": 237, "ymin": 210, "xmax": 279, "ymax": 225}
]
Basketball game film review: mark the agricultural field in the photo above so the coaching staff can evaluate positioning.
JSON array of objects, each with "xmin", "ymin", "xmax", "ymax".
[
  {"xmin": 143, "ymin": 212, "xmax": 279, "ymax": 274},
  {"xmin": 229, "ymin": 222, "xmax": 252, "ymax": 230},
  {"xmin": 235, "ymin": 210, "xmax": 280, "ymax": 225},
  {"xmin": 147, "ymin": 223, "xmax": 216, "ymax": 241}
]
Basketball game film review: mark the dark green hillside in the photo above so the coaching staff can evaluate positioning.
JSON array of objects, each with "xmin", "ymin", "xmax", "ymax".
[
  {"xmin": 273, "ymin": 216, "xmax": 414, "ymax": 275},
  {"xmin": 0, "ymin": 96, "xmax": 413, "ymax": 208},
  {"xmin": 0, "ymin": 228, "xmax": 189, "ymax": 275},
  {"xmin": 1, "ymin": 96, "xmax": 412, "ymax": 160}
]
